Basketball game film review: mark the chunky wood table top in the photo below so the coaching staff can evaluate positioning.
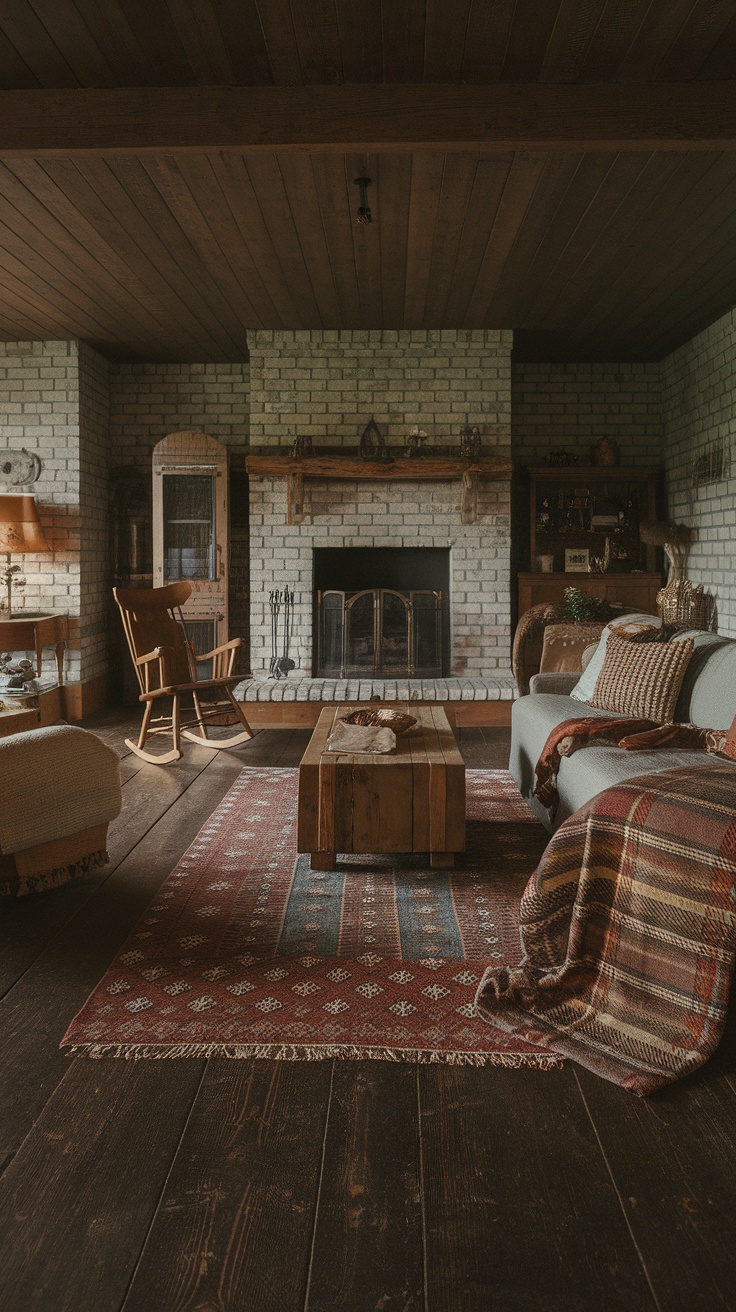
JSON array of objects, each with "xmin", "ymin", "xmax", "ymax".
[{"xmin": 297, "ymin": 704, "xmax": 465, "ymax": 869}]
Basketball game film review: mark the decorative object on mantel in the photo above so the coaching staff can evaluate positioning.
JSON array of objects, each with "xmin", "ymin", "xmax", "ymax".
[
  {"xmin": 459, "ymin": 424, "xmax": 481, "ymax": 460},
  {"xmin": 246, "ymin": 453, "xmax": 512, "ymax": 528},
  {"xmin": 593, "ymin": 436, "xmax": 620, "ymax": 467},
  {"xmin": 353, "ymin": 175, "xmax": 372, "ymax": 224},
  {"xmin": 291, "ymin": 434, "xmax": 314, "ymax": 459},
  {"xmin": 269, "ymin": 586, "xmax": 296, "ymax": 678},
  {"xmin": 359, "ymin": 416, "xmax": 390, "ymax": 462},
  {"xmin": 0, "ymin": 447, "xmax": 42, "ymax": 486},
  {"xmin": 547, "ymin": 450, "xmax": 577, "ymax": 467},
  {"xmin": 0, "ymin": 494, "xmax": 51, "ymax": 618},
  {"xmin": 404, "ymin": 425, "xmax": 428, "ymax": 458}
]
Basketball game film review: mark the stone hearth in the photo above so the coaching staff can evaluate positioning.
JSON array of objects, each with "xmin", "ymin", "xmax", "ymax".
[{"xmin": 234, "ymin": 674, "xmax": 515, "ymax": 703}]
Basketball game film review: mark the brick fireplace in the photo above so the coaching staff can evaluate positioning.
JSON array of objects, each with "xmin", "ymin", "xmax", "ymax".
[{"xmin": 247, "ymin": 329, "xmax": 514, "ymax": 684}]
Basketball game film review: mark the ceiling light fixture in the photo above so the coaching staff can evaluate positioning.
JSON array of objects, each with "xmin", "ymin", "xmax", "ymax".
[{"xmin": 353, "ymin": 176, "xmax": 372, "ymax": 224}]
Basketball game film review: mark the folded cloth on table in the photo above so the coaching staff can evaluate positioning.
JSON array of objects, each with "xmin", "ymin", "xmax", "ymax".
[{"xmin": 325, "ymin": 720, "xmax": 396, "ymax": 754}]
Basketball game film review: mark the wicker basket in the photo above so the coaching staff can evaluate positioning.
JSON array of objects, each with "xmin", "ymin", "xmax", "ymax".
[{"xmin": 656, "ymin": 579, "xmax": 717, "ymax": 632}]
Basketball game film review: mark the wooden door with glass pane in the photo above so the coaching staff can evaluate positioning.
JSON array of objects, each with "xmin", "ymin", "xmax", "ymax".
[{"xmin": 152, "ymin": 432, "xmax": 229, "ymax": 671}]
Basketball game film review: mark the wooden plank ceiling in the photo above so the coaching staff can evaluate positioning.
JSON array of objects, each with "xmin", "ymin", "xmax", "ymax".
[{"xmin": 1, "ymin": 0, "xmax": 736, "ymax": 362}]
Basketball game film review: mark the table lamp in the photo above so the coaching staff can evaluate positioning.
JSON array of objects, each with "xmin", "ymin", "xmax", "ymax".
[{"xmin": 0, "ymin": 494, "xmax": 50, "ymax": 619}]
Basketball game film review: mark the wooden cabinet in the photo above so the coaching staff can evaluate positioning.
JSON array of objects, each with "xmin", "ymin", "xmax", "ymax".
[
  {"xmin": 152, "ymin": 431, "xmax": 230, "ymax": 668},
  {"xmin": 520, "ymin": 465, "xmax": 662, "ymax": 619},
  {"xmin": 518, "ymin": 571, "xmax": 662, "ymax": 617}
]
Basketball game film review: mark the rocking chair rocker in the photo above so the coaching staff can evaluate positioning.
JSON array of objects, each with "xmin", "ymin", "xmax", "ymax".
[{"xmin": 114, "ymin": 583, "xmax": 255, "ymax": 764}]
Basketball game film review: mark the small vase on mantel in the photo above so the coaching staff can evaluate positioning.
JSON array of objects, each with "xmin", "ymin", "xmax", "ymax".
[{"xmin": 593, "ymin": 437, "xmax": 620, "ymax": 467}]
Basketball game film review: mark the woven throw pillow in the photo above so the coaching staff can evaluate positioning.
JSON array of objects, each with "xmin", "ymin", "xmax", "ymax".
[
  {"xmin": 569, "ymin": 612, "xmax": 662, "ymax": 703},
  {"xmin": 589, "ymin": 631, "xmax": 694, "ymax": 722}
]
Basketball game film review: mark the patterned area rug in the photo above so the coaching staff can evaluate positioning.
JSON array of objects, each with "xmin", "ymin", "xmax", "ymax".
[{"xmin": 62, "ymin": 768, "xmax": 562, "ymax": 1068}]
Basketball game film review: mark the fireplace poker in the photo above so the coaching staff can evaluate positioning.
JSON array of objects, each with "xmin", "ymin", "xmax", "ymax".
[
  {"xmin": 268, "ymin": 589, "xmax": 281, "ymax": 678},
  {"xmin": 276, "ymin": 586, "xmax": 296, "ymax": 676}
]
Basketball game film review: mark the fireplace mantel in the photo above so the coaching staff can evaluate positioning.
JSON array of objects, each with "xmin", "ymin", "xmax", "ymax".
[{"xmin": 245, "ymin": 453, "xmax": 512, "ymax": 524}]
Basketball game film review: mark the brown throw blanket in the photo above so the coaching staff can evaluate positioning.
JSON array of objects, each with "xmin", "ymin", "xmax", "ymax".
[
  {"xmin": 534, "ymin": 716, "xmax": 707, "ymax": 814},
  {"xmin": 476, "ymin": 765, "xmax": 736, "ymax": 1095}
]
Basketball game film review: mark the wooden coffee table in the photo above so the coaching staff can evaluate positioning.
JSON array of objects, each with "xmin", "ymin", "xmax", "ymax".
[{"xmin": 297, "ymin": 704, "xmax": 465, "ymax": 870}]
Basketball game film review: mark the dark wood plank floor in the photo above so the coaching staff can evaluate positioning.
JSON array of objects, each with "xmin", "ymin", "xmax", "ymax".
[{"xmin": 1, "ymin": 715, "xmax": 736, "ymax": 1312}]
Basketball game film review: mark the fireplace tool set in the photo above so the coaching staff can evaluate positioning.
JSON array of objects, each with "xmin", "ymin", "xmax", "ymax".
[{"xmin": 269, "ymin": 587, "xmax": 296, "ymax": 677}]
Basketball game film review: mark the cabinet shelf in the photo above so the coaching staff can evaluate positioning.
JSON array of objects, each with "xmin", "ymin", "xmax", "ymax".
[
  {"xmin": 153, "ymin": 432, "xmax": 230, "ymax": 658},
  {"xmin": 528, "ymin": 464, "xmax": 660, "ymax": 576},
  {"xmin": 520, "ymin": 464, "xmax": 662, "ymax": 622}
]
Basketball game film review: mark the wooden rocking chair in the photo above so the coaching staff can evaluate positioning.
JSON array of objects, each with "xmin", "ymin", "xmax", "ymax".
[{"xmin": 114, "ymin": 583, "xmax": 255, "ymax": 764}]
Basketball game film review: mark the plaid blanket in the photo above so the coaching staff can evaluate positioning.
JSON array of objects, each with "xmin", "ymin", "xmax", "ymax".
[{"xmin": 476, "ymin": 764, "xmax": 736, "ymax": 1095}]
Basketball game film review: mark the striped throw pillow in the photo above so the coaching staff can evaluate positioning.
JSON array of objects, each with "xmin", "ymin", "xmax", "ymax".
[{"xmin": 589, "ymin": 631, "xmax": 694, "ymax": 722}]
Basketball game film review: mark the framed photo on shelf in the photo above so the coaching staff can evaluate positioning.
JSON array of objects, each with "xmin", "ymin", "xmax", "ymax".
[{"xmin": 565, "ymin": 547, "xmax": 590, "ymax": 572}]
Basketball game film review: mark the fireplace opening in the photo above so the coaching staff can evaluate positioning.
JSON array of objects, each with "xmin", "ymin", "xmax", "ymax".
[{"xmin": 313, "ymin": 548, "xmax": 450, "ymax": 677}]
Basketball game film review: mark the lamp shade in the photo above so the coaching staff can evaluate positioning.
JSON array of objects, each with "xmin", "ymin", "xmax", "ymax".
[{"xmin": 0, "ymin": 494, "xmax": 50, "ymax": 553}]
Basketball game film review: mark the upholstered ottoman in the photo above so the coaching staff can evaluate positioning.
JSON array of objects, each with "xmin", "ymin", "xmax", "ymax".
[{"xmin": 0, "ymin": 725, "xmax": 122, "ymax": 896}]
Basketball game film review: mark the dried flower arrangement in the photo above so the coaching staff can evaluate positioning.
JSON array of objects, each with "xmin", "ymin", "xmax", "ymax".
[{"xmin": 640, "ymin": 520, "xmax": 697, "ymax": 582}]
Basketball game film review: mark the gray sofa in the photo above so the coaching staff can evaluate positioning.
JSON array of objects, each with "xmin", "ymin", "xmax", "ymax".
[{"xmin": 511, "ymin": 613, "xmax": 736, "ymax": 830}]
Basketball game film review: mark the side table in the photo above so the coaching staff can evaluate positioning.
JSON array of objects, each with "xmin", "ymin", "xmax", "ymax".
[{"xmin": 0, "ymin": 613, "xmax": 68, "ymax": 685}]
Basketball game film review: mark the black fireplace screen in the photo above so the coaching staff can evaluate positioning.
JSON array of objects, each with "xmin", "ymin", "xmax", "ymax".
[{"xmin": 316, "ymin": 588, "xmax": 444, "ymax": 677}]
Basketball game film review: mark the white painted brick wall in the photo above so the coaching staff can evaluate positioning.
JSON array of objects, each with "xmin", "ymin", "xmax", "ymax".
[
  {"xmin": 78, "ymin": 343, "xmax": 110, "ymax": 683},
  {"xmin": 662, "ymin": 308, "xmax": 736, "ymax": 637},
  {"xmin": 108, "ymin": 362, "xmax": 249, "ymax": 467},
  {"xmin": 0, "ymin": 341, "xmax": 82, "ymax": 682},
  {"xmin": 248, "ymin": 329, "xmax": 512, "ymax": 677},
  {"xmin": 248, "ymin": 329, "xmax": 511, "ymax": 451},
  {"xmin": 512, "ymin": 362, "xmax": 663, "ymax": 468}
]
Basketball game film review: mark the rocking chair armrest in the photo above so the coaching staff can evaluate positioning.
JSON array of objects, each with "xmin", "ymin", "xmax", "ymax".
[
  {"xmin": 199, "ymin": 637, "xmax": 242, "ymax": 660},
  {"xmin": 135, "ymin": 647, "xmax": 162, "ymax": 666}
]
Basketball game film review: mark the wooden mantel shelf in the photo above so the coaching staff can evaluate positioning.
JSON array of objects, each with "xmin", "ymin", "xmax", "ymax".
[{"xmin": 245, "ymin": 454, "xmax": 512, "ymax": 524}]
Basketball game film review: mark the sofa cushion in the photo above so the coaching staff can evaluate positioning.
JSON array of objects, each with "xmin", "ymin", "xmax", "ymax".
[
  {"xmin": 539, "ymin": 623, "xmax": 605, "ymax": 674},
  {"xmin": 670, "ymin": 631, "xmax": 736, "ymax": 728},
  {"xmin": 545, "ymin": 741, "xmax": 726, "ymax": 827},
  {"xmin": 569, "ymin": 613, "xmax": 660, "ymax": 703},
  {"xmin": 509, "ymin": 690, "xmax": 726, "ymax": 829},
  {"xmin": 589, "ymin": 632, "xmax": 694, "ymax": 722},
  {"xmin": 509, "ymin": 693, "xmax": 616, "ymax": 811}
]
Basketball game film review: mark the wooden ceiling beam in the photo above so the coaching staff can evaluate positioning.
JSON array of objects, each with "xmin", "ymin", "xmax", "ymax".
[{"xmin": 1, "ymin": 83, "xmax": 736, "ymax": 155}]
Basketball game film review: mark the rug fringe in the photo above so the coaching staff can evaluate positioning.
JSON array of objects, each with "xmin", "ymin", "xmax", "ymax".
[
  {"xmin": 3, "ymin": 849, "xmax": 109, "ymax": 898},
  {"xmin": 62, "ymin": 1039, "xmax": 564, "ymax": 1067}
]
